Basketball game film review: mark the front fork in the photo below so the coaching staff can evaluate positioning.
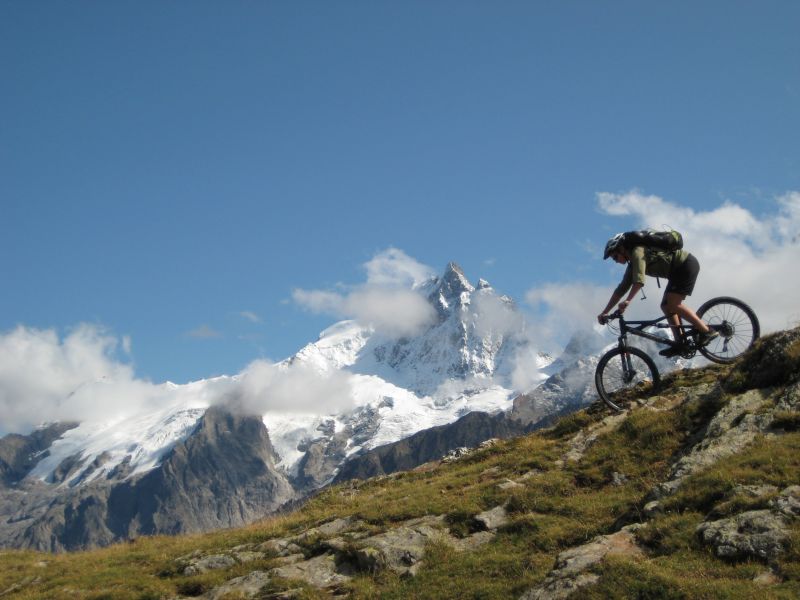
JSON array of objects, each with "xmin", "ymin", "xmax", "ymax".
[{"xmin": 617, "ymin": 336, "xmax": 637, "ymax": 383}]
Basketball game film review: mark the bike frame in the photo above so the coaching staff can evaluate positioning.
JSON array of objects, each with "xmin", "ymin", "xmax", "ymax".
[
  {"xmin": 611, "ymin": 313, "xmax": 694, "ymax": 385},
  {"xmin": 614, "ymin": 314, "xmax": 697, "ymax": 351}
]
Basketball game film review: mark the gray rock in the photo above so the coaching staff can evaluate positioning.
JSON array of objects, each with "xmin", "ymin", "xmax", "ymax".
[
  {"xmin": 183, "ymin": 554, "xmax": 237, "ymax": 576},
  {"xmin": 770, "ymin": 486, "xmax": 800, "ymax": 518},
  {"xmin": 270, "ymin": 554, "xmax": 351, "ymax": 589},
  {"xmin": 234, "ymin": 551, "xmax": 267, "ymax": 563},
  {"xmin": 611, "ymin": 472, "xmax": 628, "ymax": 487},
  {"xmin": 258, "ymin": 537, "xmax": 303, "ymax": 557},
  {"xmin": 299, "ymin": 516, "xmax": 362, "ymax": 540},
  {"xmin": 273, "ymin": 553, "xmax": 305, "ymax": 567},
  {"xmin": 563, "ymin": 412, "xmax": 627, "ymax": 463},
  {"xmin": 643, "ymin": 500, "xmax": 662, "ymax": 518},
  {"xmin": 517, "ymin": 469, "xmax": 543, "ymax": 482},
  {"xmin": 451, "ymin": 530, "xmax": 496, "ymax": 552},
  {"xmin": 655, "ymin": 388, "xmax": 774, "ymax": 498},
  {"xmin": 348, "ymin": 515, "xmax": 449, "ymax": 576},
  {"xmin": 498, "ymin": 479, "xmax": 524, "ymax": 491},
  {"xmin": 696, "ymin": 510, "xmax": 790, "ymax": 561},
  {"xmin": 203, "ymin": 570, "xmax": 271, "ymax": 599},
  {"xmin": 733, "ymin": 484, "xmax": 779, "ymax": 499},
  {"xmin": 519, "ymin": 528, "xmax": 644, "ymax": 600},
  {"xmin": 474, "ymin": 506, "xmax": 509, "ymax": 530}
]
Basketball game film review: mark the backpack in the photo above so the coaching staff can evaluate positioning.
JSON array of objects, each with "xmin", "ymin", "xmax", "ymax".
[{"xmin": 622, "ymin": 228, "xmax": 683, "ymax": 253}]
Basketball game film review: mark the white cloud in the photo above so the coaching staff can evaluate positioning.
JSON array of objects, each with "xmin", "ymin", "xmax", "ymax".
[
  {"xmin": 472, "ymin": 293, "xmax": 522, "ymax": 339},
  {"xmin": 0, "ymin": 323, "xmax": 356, "ymax": 436},
  {"xmin": 221, "ymin": 360, "xmax": 355, "ymax": 415},
  {"xmin": 344, "ymin": 288, "xmax": 437, "ymax": 337},
  {"xmin": 293, "ymin": 248, "xmax": 437, "ymax": 337},
  {"xmin": 364, "ymin": 247, "xmax": 435, "ymax": 287},
  {"xmin": 291, "ymin": 289, "xmax": 346, "ymax": 315},
  {"xmin": 525, "ymin": 282, "xmax": 612, "ymax": 340},
  {"xmin": 0, "ymin": 324, "xmax": 159, "ymax": 435},
  {"xmin": 508, "ymin": 345, "xmax": 547, "ymax": 393}
]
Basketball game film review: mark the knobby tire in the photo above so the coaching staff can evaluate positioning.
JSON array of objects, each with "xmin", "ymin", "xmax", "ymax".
[
  {"xmin": 595, "ymin": 346, "xmax": 660, "ymax": 412},
  {"xmin": 696, "ymin": 297, "xmax": 760, "ymax": 364}
]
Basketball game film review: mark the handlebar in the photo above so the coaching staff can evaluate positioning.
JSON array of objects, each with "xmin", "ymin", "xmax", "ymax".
[{"xmin": 599, "ymin": 310, "xmax": 623, "ymax": 325}]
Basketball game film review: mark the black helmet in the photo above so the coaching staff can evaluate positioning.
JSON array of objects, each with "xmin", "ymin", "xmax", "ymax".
[{"xmin": 603, "ymin": 233, "xmax": 625, "ymax": 260}]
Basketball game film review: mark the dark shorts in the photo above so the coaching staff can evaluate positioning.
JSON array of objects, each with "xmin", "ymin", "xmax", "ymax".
[{"xmin": 664, "ymin": 253, "xmax": 699, "ymax": 297}]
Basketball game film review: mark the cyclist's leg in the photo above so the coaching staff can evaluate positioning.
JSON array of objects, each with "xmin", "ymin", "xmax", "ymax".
[
  {"xmin": 661, "ymin": 293, "xmax": 687, "ymax": 344},
  {"xmin": 662, "ymin": 292, "xmax": 710, "ymax": 337},
  {"xmin": 661, "ymin": 253, "xmax": 709, "ymax": 341}
]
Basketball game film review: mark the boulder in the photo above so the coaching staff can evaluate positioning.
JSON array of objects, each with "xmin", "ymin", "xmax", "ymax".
[
  {"xmin": 203, "ymin": 571, "xmax": 271, "ymax": 599},
  {"xmin": 348, "ymin": 515, "xmax": 449, "ymax": 576},
  {"xmin": 183, "ymin": 554, "xmax": 237, "ymax": 576},
  {"xmin": 770, "ymin": 486, "xmax": 800, "ymax": 518},
  {"xmin": 474, "ymin": 506, "xmax": 510, "ymax": 531},
  {"xmin": 519, "ymin": 526, "xmax": 644, "ymax": 600},
  {"xmin": 270, "ymin": 554, "xmax": 351, "ymax": 589},
  {"xmin": 696, "ymin": 510, "xmax": 790, "ymax": 562}
]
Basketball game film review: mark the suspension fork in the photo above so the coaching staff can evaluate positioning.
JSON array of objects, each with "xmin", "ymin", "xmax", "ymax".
[{"xmin": 617, "ymin": 333, "xmax": 637, "ymax": 383}]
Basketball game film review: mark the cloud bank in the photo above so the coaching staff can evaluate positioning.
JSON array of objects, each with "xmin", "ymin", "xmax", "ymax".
[
  {"xmin": 0, "ymin": 324, "xmax": 355, "ymax": 436},
  {"xmin": 0, "ymin": 325, "xmax": 156, "ymax": 435},
  {"xmin": 293, "ymin": 247, "xmax": 438, "ymax": 337},
  {"xmin": 223, "ymin": 360, "xmax": 354, "ymax": 416}
]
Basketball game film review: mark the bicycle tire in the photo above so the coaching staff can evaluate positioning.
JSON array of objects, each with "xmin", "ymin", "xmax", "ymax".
[
  {"xmin": 595, "ymin": 346, "xmax": 661, "ymax": 412},
  {"xmin": 696, "ymin": 297, "xmax": 760, "ymax": 364}
]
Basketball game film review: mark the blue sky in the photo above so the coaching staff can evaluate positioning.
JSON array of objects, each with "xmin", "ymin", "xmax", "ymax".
[{"xmin": 2, "ymin": 1, "xmax": 799, "ymax": 384}]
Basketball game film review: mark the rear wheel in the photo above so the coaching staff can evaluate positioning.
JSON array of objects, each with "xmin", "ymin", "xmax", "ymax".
[
  {"xmin": 697, "ymin": 297, "xmax": 760, "ymax": 364},
  {"xmin": 595, "ymin": 346, "xmax": 660, "ymax": 412}
]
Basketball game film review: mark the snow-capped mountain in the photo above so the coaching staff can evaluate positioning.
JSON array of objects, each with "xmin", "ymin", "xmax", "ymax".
[
  {"xmin": 0, "ymin": 262, "xmax": 580, "ymax": 551},
  {"xmin": 264, "ymin": 263, "xmax": 551, "ymax": 482}
]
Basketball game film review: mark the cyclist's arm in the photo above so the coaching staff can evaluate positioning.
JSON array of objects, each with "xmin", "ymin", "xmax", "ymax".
[
  {"xmin": 600, "ymin": 291, "xmax": 623, "ymax": 317},
  {"xmin": 629, "ymin": 247, "xmax": 647, "ymax": 286},
  {"xmin": 618, "ymin": 282, "xmax": 643, "ymax": 313}
]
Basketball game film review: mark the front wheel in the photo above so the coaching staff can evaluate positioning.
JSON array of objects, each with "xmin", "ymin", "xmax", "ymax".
[
  {"xmin": 696, "ymin": 297, "xmax": 760, "ymax": 364},
  {"xmin": 595, "ymin": 346, "xmax": 661, "ymax": 412}
]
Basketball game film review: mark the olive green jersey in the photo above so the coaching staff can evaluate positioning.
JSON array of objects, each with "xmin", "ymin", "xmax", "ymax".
[{"xmin": 613, "ymin": 246, "xmax": 689, "ymax": 298}]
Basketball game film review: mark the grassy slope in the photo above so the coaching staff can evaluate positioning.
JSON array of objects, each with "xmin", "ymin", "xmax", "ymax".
[{"xmin": 2, "ymin": 332, "xmax": 800, "ymax": 600}]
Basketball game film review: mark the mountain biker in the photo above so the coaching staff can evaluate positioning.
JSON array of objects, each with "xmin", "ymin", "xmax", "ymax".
[{"xmin": 597, "ymin": 233, "xmax": 719, "ymax": 357}]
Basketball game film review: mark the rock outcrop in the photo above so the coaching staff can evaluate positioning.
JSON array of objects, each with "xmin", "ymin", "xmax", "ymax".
[
  {"xmin": 0, "ymin": 422, "xmax": 79, "ymax": 487},
  {"xmin": 334, "ymin": 411, "xmax": 527, "ymax": 482},
  {"xmin": 3, "ymin": 407, "xmax": 294, "ymax": 551},
  {"xmin": 190, "ymin": 510, "xmax": 503, "ymax": 597},
  {"xmin": 520, "ymin": 526, "xmax": 645, "ymax": 600},
  {"xmin": 696, "ymin": 486, "xmax": 800, "ymax": 563}
]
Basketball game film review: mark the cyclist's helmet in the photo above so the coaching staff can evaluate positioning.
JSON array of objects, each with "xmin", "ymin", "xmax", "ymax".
[{"xmin": 603, "ymin": 233, "xmax": 625, "ymax": 260}]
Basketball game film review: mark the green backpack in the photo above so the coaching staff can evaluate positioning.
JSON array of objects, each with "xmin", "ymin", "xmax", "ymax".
[{"xmin": 622, "ymin": 228, "xmax": 683, "ymax": 252}]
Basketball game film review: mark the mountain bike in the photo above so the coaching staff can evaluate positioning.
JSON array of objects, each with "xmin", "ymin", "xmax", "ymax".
[{"xmin": 595, "ymin": 296, "xmax": 760, "ymax": 411}]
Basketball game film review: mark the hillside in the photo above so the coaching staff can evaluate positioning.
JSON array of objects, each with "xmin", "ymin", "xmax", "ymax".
[{"xmin": 1, "ymin": 327, "xmax": 799, "ymax": 599}]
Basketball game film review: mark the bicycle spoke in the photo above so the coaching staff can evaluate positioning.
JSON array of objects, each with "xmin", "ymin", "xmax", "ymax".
[
  {"xmin": 596, "ymin": 347, "xmax": 660, "ymax": 411},
  {"xmin": 697, "ymin": 297, "xmax": 760, "ymax": 364}
]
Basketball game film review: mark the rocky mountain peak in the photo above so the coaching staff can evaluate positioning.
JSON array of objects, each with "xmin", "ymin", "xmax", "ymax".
[{"xmin": 436, "ymin": 262, "xmax": 475, "ymax": 300}]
